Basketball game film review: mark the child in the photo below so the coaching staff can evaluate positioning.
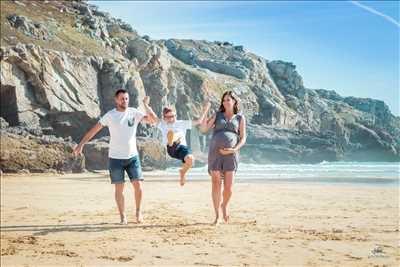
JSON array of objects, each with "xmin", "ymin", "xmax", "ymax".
[{"xmin": 155, "ymin": 103, "xmax": 210, "ymax": 185}]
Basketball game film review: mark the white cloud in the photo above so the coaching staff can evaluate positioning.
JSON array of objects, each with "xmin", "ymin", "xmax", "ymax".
[{"xmin": 350, "ymin": 1, "xmax": 400, "ymax": 28}]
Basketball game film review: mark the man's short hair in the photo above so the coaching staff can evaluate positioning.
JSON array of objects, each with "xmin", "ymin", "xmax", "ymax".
[{"xmin": 115, "ymin": 89, "xmax": 128, "ymax": 97}]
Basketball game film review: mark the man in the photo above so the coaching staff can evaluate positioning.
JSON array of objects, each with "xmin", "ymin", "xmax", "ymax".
[{"xmin": 73, "ymin": 89, "xmax": 157, "ymax": 224}]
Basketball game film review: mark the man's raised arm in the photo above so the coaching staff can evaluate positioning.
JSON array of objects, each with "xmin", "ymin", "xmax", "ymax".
[{"xmin": 141, "ymin": 96, "xmax": 159, "ymax": 125}]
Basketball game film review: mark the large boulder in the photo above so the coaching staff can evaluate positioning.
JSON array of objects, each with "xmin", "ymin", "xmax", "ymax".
[
  {"xmin": 82, "ymin": 136, "xmax": 167, "ymax": 171},
  {"xmin": 0, "ymin": 131, "xmax": 84, "ymax": 173},
  {"xmin": 82, "ymin": 137, "xmax": 109, "ymax": 170},
  {"xmin": 137, "ymin": 137, "xmax": 167, "ymax": 170}
]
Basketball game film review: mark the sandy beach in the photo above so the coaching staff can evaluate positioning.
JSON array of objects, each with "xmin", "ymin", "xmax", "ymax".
[{"xmin": 0, "ymin": 172, "xmax": 399, "ymax": 266}]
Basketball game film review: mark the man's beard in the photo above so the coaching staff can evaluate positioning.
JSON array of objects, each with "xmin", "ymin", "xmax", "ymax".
[{"xmin": 117, "ymin": 103, "xmax": 128, "ymax": 110}]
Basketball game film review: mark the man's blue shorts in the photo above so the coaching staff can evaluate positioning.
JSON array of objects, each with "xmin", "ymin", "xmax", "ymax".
[{"xmin": 108, "ymin": 155, "xmax": 143, "ymax": 184}]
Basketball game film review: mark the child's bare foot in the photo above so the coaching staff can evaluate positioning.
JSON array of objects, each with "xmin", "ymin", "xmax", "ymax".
[
  {"xmin": 221, "ymin": 204, "xmax": 230, "ymax": 223},
  {"xmin": 136, "ymin": 210, "xmax": 143, "ymax": 223},
  {"xmin": 179, "ymin": 169, "xmax": 186, "ymax": 186}
]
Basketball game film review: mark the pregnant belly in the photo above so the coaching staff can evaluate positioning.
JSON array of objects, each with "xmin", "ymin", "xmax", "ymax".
[{"xmin": 212, "ymin": 131, "xmax": 238, "ymax": 149}]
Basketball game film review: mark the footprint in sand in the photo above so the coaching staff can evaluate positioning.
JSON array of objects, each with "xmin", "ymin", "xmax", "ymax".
[
  {"xmin": 345, "ymin": 254, "xmax": 362, "ymax": 260},
  {"xmin": 50, "ymin": 242, "xmax": 65, "ymax": 247},
  {"xmin": 98, "ymin": 255, "xmax": 134, "ymax": 262},
  {"xmin": 194, "ymin": 263, "xmax": 219, "ymax": 266},
  {"xmin": 11, "ymin": 235, "xmax": 38, "ymax": 245},
  {"xmin": 195, "ymin": 252, "xmax": 209, "ymax": 256},
  {"xmin": 1, "ymin": 246, "xmax": 16, "ymax": 256},
  {"xmin": 117, "ymin": 256, "xmax": 134, "ymax": 262},
  {"xmin": 42, "ymin": 250, "xmax": 79, "ymax": 257}
]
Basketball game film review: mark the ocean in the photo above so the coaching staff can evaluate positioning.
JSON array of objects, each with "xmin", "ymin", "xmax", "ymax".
[{"xmin": 166, "ymin": 161, "xmax": 400, "ymax": 186}]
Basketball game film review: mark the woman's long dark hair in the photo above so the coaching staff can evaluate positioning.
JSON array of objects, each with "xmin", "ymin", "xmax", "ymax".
[{"xmin": 219, "ymin": 91, "xmax": 240, "ymax": 114}]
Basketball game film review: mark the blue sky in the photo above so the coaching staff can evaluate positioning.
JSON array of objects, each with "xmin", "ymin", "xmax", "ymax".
[{"xmin": 90, "ymin": 1, "xmax": 399, "ymax": 116}]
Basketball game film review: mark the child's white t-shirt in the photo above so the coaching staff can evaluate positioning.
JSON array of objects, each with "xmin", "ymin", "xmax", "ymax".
[
  {"xmin": 157, "ymin": 120, "xmax": 192, "ymax": 146},
  {"xmin": 99, "ymin": 107, "xmax": 145, "ymax": 159}
]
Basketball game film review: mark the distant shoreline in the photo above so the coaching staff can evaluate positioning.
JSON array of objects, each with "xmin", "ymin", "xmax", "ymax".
[{"xmin": 2, "ymin": 170, "xmax": 398, "ymax": 187}]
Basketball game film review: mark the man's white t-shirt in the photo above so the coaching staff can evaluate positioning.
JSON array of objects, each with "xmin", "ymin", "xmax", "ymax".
[
  {"xmin": 157, "ymin": 120, "xmax": 192, "ymax": 146},
  {"xmin": 99, "ymin": 107, "xmax": 145, "ymax": 159}
]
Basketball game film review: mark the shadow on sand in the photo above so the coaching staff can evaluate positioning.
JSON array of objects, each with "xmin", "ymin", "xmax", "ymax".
[{"xmin": 0, "ymin": 222, "xmax": 213, "ymax": 236}]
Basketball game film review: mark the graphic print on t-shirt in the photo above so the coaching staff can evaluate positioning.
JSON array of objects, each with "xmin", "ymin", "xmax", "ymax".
[{"xmin": 127, "ymin": 117, "xmax": 135, "ymax": 127}]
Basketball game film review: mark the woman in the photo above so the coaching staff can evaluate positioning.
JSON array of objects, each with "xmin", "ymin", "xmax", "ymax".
[{"xmin": 200, "ymin": 91, "xmax": 247, "ymax": 225}]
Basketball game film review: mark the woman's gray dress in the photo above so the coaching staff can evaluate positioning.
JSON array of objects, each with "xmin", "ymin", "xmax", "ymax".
[{"xmin": 208, "ymin": 111, "xmax": 242, "ymax": 175}]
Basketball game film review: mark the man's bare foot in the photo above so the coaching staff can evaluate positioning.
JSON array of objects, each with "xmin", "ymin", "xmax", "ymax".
[
  {"xmin": 136, "ymin": 210, "xmax": 143, "ymax": 223},
  {"xmin": 221, "ymin": 204, "xmax": 230, "ymax": 223},
  {"xmin": 167, "ymin": 130, "xmax": 174, "ymax": 146},
  {"xmin": 120, "ymin": 215, "xmax": 128, "ymax": 225},
  {"xmin": 179, "ymin": 169, "xmax": 186, "ymax": 186}
]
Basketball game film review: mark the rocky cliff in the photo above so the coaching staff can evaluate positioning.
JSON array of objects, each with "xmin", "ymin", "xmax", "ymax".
[{"xmin": 1, "ymin": 0, "xmax": 399, "ymax": 173}]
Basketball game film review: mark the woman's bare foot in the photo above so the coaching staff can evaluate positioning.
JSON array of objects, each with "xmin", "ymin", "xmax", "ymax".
[
  {"xmin": 120, "ymin": 214, "xmax": 128, "ymax": 225},
  {"xmin": 179, "ymin": 169, "xmax": 186, "ymax": 186},
  {"xmin": 136, "ymin": 210, "xmax": 143, "ymax": 223},
  {"xmin": 221, "ymin": 204, "xmax": 230, "ymax": 223},
  {"xmin": 212, "ymin": 216, "xmax": 221, "ymax": 226}
]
